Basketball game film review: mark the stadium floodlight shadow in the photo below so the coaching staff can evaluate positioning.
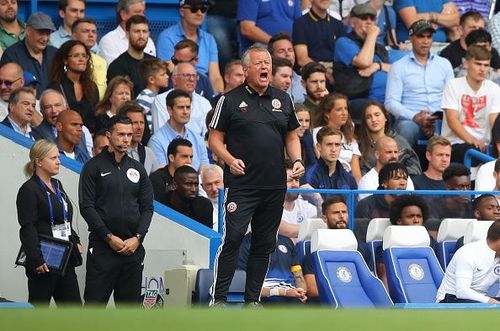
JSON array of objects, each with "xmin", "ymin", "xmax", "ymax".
[
  {"xmin": 436, "ymin": 218, "xmax": 476, "ymax": 269},
  {"xmin": 311, "ymin": 229, "xmax": 393, "ymax": 308},
  {"xmin": 193, "ymin": 269, "xmax": 246, "ymax": 305},
  {"xmin": 366, "ymin": 218, "xmax": 391, "ymax": 277},
  {"xmin": 296, "ymin": 218, "xmax": 326, "ymax": 265},
  {"xmin": 383, "ymin": 226, "xmax": 444, "ymax": 303}
]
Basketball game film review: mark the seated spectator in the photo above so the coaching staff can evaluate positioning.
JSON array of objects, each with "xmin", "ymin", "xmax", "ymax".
[
  {"xmin": 428, "ymin": 164, "xmax": 473, "ymax": 224},
  {"xmin": 237, "ymin": 0, "xmax": 301, "ymax": 54},
  {"xmin": 94, "ymin": 76, "xmax": 133, "ymax": 133},
  {"xmin": 377, "ymin": 194, "xmax": 435, "ymax": 288},
  {"xmin": 270, "ymin": 57, "xmax": 293, "ymax": 94},
  {"xmin": 299, "ymin": 62, "xmax": 328, "ymax": 114},
  {"xmin": 92, "ymin": 129, "xmax": 108, "ymax": 156},
  {"xmin": 305, "ymin": 126, "xmax": 357, "ymax": 191},
  {"xmin": 333, "ymin": 3, "xmax": 391, "ymax": 120},
  {"xmin": 136, "ymin": 58, "xmax": 169, "ymax": 133},
  {"xmin": 385, "ymin": 20, "xmax": 454, "ymax": 146},
  {"xmin": 278, "ymin": 159, "xmax": 318, "ymax": 240},
  {"xmin": 370, "ymin": 0, "xmax": 400, "ymax": 48},
  {"xmin": 1, "ymin": 87, "xmax": 38, "ymax": 140},
  {"xmin": 119, "ymin": 101, "xmax": 159, "ymax": 175},
  {"xmin": 148, "ymin": 89, "xmax": 208, "ymax": 170},
  {"xmin": 71, "ymin": 18, "xmax": 107, "ymax": 99},
  {"xmin": 200, "ymin": 164, "xmax": 224, "ymax": 231},
  {"xmin": 454, "ymin": 29, "xmax": 500, "ymax": 83},
  {"xmin": 55, "ymin": 109, "xmax": 90, "ymax": 163},
  {"xmin": 157, "ymin": 0, "xmax": 223, "ymax": 93},
  {"xmin": 238, "ymin": 233, "xmax": 307, "ymax": 304},
  {"xmin": 303, "ymin": 196, "xmax": 370, "ymax": 298},
  {"xmin": 107, "ymin": 15, "xmax": 155, "ymax": 98},
  {"xmin": 50, "ymin": 0, "xmax": 85, "ymax": 49},
  {"xmin": 48, "ymin": 40, "xmax": 99, "ymax": 133},
  {"xmin": 439, "ymin": 11, "xmax": 497, "ymax": 71},
  {"xmin": 358, "ymin": 101, "xmax": 421, "ymax": 176},
  {"xmin": 0, "ymin": 62, "xmax": 25, "ymax": 120},
  {"xmin": 0, "ymin": 0, "xmax": 25, "ymax": 51},
  {"xmin": 357, "ymin": 136, "xmax": 415, "ymax": 200},
  {"xmin": 455, "ymin": 194, "xmax": 500, "ymax": 250},
  {"xmin": 412, "ymin": 136, "xmax": 451, "ymax": 190},
  {"xmin": 98, "ymin": 0, "xmax": 155, "ymax": 64},
  {"xmin": 393, "ymin": 0, "xmax": 459, "ymax": 43},
  {"xmin": 150, "ymin": 62, "xmax": 211, "ymax": 137},
  {"xmin": 476, "ymin": 159, "xmax": 500, "ymax": 194},
  {"xmin": 292, "ymin": 0, "xmax": 345, "ymax": 69},
  {"xmin": 441, "ymin": 45, "xmax": 500, "ymax": 164},
  {"xmin": 268, "ymin": 32, "xmax": 306, "ymax": 103},
  {"xmin": 209, "ymin": 59, "xmax": 245, "ymax": 108},
  {"xmin": 437, "ymin": 220, "xmax": 500, "ymax": 304},
  {"xmin": 354, "ymin": 162, "xmax": 410, "ymax": 241},
  {"xmin": 156, "ymin": 165, "xmax": 212, "ymax": 228},
  {"xmin": 0, "ymin": 12, "xmax": 57, "ymax": 97},
  {"xmin": 166, "ymin": 39, "xmax": 214, "ymax": 98},
  {"xmin": 295, "ymin": 104, "xmax": 316, "ymax": 170},
  {"xmin": 312, "ymin": 93, "xmax": 362, "ymax": 182},
  {"xmin": 34, "ymin": 89, "xmax": 91, "ymax": 156}
]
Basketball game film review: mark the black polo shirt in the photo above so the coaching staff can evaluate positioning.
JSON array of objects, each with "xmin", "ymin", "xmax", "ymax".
[
  {"xmin": 0, "ymin": 40, "xmax": 57, "ymax": 97},
  {"xmin": 210, "ymin": 82, "xmax": 300, "ymax": 189},
  {"xmin": 107, "ymin": 51, "xmax": 155, "ymax": 98},
  {"xmin": 292, "ymin": 9, "xmax": 345, "ymax": 62}
]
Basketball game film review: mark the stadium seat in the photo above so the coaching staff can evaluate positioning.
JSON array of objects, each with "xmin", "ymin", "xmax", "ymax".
[
  {"xmin": 296, "ymin": 218, "xmax": 326, "ymax": 264},
  {"xmin": 383, "ymin": 226, "xmax": 444, "ymax": 303},
  {"xmin": 436, "ymin": 218, "xmax": 476, "ymax": 269},
  {"xmin": 311, "ymin": 229, "xmax": 393, "ymax": 308},
  {"xmin": 365, "ymin": 218, "xmax": 391, "ymax": 276},
  {"xmin": 192, "ymin": 269, "xmax": 246, "ymax": 305},
  {"xmin": 463, "ymin": 220, "xmax": 495, "ymax": 244}
]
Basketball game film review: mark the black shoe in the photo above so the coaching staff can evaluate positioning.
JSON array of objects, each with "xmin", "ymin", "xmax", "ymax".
[
  {"xmin": 245, "ymin": 301, "xmax": 264, "ymax": 309},
  {"xmin": 210, "ymin": 300, "xmax": 227, "ymax": 309}
]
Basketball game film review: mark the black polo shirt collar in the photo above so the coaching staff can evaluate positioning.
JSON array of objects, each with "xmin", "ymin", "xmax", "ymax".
[
  {"xmin": 243, "ymin": 81, "xmax": 273, "ymax": 97},
  {"xmin": 308, "ymin": 8, "xmax": 330, "ymax": 22},
  {"xmin": 22, "ymin": 38, "xmax": 50, "ymax": 62}
]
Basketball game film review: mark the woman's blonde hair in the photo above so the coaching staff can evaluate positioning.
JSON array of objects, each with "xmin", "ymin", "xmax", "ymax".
[
  {"xmin": 95, "ymin": 76, "xmax": 134, "ymax": 116},
  {"xmin": 24, "ymin": 140, "xmax": 57, "ymax": 177}
]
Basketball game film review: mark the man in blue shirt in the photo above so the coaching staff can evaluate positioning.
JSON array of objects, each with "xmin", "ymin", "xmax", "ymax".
[
  {"xmin": 156, "ymin": 0, "xmax": 223, "ymax": 93},
  {"xmin": 237, "ymin": 0, "xmax": 301, "ymax": 54},
  {"xmin": 148, "ymin": 89, "xmax": 208, "ymax": 170},
  {"xmin": 385, "ymin": 19, "xmax": 454, "ymax": 147},
  {"xmin": 50, "ymin": 0, "xmax": 85, "ymax": 49}
]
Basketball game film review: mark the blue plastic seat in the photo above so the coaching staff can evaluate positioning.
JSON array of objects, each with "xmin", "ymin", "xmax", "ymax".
[
  {"xmin": 296, "ymin": 218, "xmax": 326, "ymax": 265},
  {"xmin": 436, "ymin": 218, "xmax": 475, "ymax": 269},
  {"xmin": 366, "ymin": 218, "xmax": 391, "ymax": 276}
]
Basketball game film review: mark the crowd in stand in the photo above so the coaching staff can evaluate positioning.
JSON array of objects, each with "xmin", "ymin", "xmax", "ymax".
[{"xmin": 4, "ymin": 0, "xmax": 500, "ymax": 305}]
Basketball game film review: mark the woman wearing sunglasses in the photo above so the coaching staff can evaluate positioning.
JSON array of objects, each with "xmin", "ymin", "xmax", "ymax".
[{"xmin": 48, "ymin": 40, "xmax": 99, "ymax": 133}]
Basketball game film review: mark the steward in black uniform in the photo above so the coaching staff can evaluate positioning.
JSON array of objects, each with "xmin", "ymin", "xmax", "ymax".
[
  {"xmin": 208, "ymin": 47, "xmax": 304, "ymax": 306},
  {"xmin": 79, "ymin": 115, "xmax": 153, "ymax": 305}
]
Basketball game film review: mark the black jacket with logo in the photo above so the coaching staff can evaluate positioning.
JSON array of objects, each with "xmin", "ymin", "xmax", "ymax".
[{"xmin": 79, "ymin": 149, "xmax": 154, "ymax": 243}]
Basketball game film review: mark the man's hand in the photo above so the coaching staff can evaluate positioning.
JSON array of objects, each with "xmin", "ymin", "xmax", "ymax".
[
  {"xmin": 107, "ymin": 235, "xmax": 126, "ymax": 252},
  {"xmin": 291, "ymin": 161, "xmax": 305, "ymax": 179},
  {"xmin": 488, "ymin": 297, "xmax": 500, "ymax": 304},
  {"xmin": 77, "ymin": 243, "xmax": 84, "ymax": 254},
  {"xmin": 365, "ymin": 24, "xmax": 380, "ymax": 38},
  {"xmin": 413, "ymin": 109, "xmax": 438, "ymax": 127},
  {"xmin": 118, "ymin": 237, "xmax": 140, "ymax": 256},
  {"xmin": 229, "ymin": 159, "xmax": 246, "ymax": 176},
  {"xmin": 35, "ymin": 263, "xmax": 49, "ymax": 274},
  {"xmin": 468, "ymin": 137, "xmax": 487, "ymax": 152},
  {"xmin": 358, "ymin": 63, "xmax": 378, "ymax": 77},
  {"xmin": 286, "ymin": 288, "xmax": 307, "ymax": 303}
]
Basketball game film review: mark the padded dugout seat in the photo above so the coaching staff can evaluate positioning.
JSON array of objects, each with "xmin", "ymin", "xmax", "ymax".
[
  {"xmin": 464, "ymin": 220, "xmax": 495, "ymax": 244},
  {"xmin": 296, "ymin": 218, "xmax": 326, "ymax": 264},
  {"xmin": 383, "ymin": 226, "xmax": 444, "ymax": 303},
  {"xmin": 366, "ymin": 218, "xmax": 391, "ymax": 276},
  {"xmin": 436, "ymin": 218, "xmax": 476, "ymax": 269},
  {"xmin": 311, "ymin": 229, "xmax": 393, "ymax": 308}
]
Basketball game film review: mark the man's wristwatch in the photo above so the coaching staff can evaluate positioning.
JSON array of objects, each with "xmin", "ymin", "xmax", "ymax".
[
  {"xmin": 105, "ymin": 233, "xmax": 113, "ymax": 243},
  {"xmin": 135, "ymin": 233, "xmax": 143, "ymax": 242},
  {"xmin": 293, "ymin": 159, "xmax": 305, "ymax": 167}
]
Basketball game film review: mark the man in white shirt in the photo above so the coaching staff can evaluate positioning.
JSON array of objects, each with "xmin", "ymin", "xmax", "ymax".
[
  {"xmin": 441, "ymin": 44, "xmax": 500, "ymax": 164},
  {"xmin": 437, "ymin": 221, "xmax": 500, "ymax": 303},
  {"xmin": 200, "ymin": 164, "xmax": 224, "ymax": 232},
  {"xmin": 357, "ymin": 136, "xmax": 414, "ymax": 200},
  {"xmin": 98, "ymin": 0, "xmax": 155, "ymax": 64}
]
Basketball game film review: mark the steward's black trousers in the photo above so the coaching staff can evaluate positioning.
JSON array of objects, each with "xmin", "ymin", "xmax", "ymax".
[
  {"xmin": 84, "ymin": 238, "xmax": 145, "ymax": 306},
  {"xmin": 211, "ymin": 187, "xmax": 286, "ymax": 303}
]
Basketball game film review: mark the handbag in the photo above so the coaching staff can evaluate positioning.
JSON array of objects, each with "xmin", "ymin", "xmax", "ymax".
[{"xmin": 68, "ymin": 235, "xmax": 83, "ymax": 267}]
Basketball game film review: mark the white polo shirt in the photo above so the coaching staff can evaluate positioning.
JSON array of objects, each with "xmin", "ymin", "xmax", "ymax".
[{"xmin": 436, "ymin": 240, "xmax": 500, "ymax": 303}]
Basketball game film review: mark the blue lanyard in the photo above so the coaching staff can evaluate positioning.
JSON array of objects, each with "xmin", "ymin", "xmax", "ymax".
[{"xmin": 38, "ymin": 177, "xmax": 68, "ymax": 226}]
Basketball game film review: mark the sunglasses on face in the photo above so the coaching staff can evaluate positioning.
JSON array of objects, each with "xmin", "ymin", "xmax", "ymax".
[
  {"xmin": 0, "ymin": 77, "xmax": 21, "ymax": 88},
  {"xmin": 183, "ymin": 5, "xmax": 208, "ymax": 13}
]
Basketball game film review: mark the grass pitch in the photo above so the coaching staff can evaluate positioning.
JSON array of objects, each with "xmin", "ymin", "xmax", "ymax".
[{"xmin": 1, "ymin": 307, "xmax": 500, "ymax": 331}]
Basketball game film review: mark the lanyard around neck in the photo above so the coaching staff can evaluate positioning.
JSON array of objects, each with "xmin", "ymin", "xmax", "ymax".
[{"xmin": 38, "ymin": 177, "xmax": 68, "ymax": 226}]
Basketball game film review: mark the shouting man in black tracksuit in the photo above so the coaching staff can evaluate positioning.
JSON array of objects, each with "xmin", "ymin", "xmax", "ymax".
[{"xmin": 79, "ymin": 115, "xmax": 154, "ymax": 305}]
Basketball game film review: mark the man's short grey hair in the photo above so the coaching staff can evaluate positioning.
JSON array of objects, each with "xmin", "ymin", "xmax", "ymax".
[
  {"xmin": 116, "ymin": 0, "xmax": 144, "ymax": 23},
  {"xmin": 241, "ymin": 45, "xmax": 271, "ymax": 67},
  {"xmin": 172, "ymin": 62, "xmax": 195, "ymax": 76},
  {"xmin": 40, "ymin": 89, "xmax": 68, "ymax": 109},
  {"xmin": 201, "ymin": 164, "xmax": 223, "ymax": 182}
]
